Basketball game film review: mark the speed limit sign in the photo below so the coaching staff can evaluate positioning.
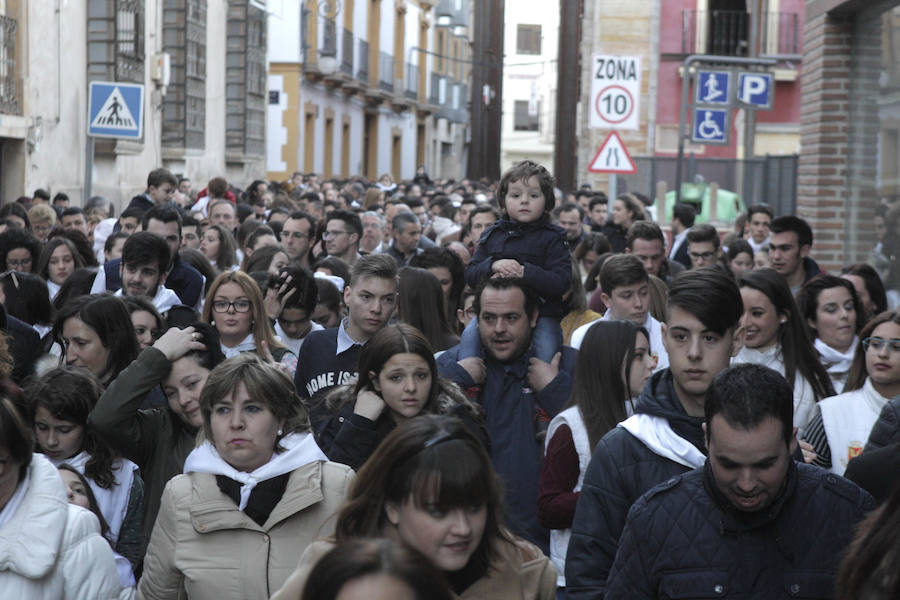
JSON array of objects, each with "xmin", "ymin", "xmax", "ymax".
[{"xmin": 590, "ymin": 55, "xmax": 641, "ymax": 130}]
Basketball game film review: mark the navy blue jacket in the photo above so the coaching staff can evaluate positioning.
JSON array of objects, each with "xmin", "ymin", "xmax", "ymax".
[
  {"xmin": 565, "ymin": 370, "xmax": 706, "ymax": 600},
  {"xmin": 863, "ymin": 396, "xmax": 900, "ymax": 451},
  {"xmin": 466, "ymin": 217, "xmax": 571, "ymax": 318},
  {"xmin": 437, "ymin": 342, "xmax": 576, "ymax": 554},
  {"xmin": 606, "ymin": 461, "xmax": 874, "ymax": 599}
]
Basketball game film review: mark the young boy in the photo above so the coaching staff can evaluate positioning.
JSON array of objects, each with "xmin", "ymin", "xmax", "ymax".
[{"xmin": 462, "ymin": 160, "xmax": 571, "ymax": 361}]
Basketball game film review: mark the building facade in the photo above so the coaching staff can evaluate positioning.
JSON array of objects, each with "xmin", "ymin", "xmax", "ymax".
[
  {"xmin": 499, "ymin": 0, "xmax": 558, "ymax": 172},
  {"xmin": 266, "ymin": 0, "xmax": 473, "ymax": 184},
  {"xmin": 0, "ymin": 0, "xmax": 267, "ymax": 209},
  {"xmin": 799, "ymin": 0, "xmax": 899, "ymax": 271}
]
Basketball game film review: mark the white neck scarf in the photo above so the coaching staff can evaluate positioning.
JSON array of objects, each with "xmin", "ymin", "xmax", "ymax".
[
  {"xmin": 183, "ymin": 432, "xmax": 328, "ymax": 510},
  {"xmin": 815, "ymin": 336, "xmax": 858, "ymax": 374}
]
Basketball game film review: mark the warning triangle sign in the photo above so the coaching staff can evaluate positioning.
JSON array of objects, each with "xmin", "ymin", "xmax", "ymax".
[
  {"xmin": 90, "ymin": 87, "xmax": 138, "ymax": 131},
  {"xmin": 588, "ymin": 131, "xmax": 637, "ymax": 174}
]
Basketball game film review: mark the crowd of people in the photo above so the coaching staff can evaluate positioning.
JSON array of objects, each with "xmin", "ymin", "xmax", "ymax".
[{"xmin": 0, "ymin": 161, "xmax": 897, "ymax": 599}]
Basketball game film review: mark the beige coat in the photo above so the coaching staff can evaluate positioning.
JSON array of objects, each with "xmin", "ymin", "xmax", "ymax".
[
  {"xmin": 138, "ymin": 461, "xmax": 354, "ymax": 600},
  {"xmin": 271, "ymin": 536, "xmax": 557, "ymax": 600}
]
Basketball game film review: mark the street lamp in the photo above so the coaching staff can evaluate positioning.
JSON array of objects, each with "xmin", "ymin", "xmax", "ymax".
[{"xmin": 301, "ymin": 0, "xmax": 341, "ymax": 76}]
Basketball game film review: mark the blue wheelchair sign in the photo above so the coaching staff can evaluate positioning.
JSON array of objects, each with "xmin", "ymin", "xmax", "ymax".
[
  {"xmin": 691, "ymin": 108, "xmax": 730, "ymax": 145},
  {"xmin": 737, "ymin": 72, "xmax": 774, "ymax": 109},
  {"xmin": 695, "ymin": 70, "xmax": 731, "ymax": 105},
  {"xmin": 88, "ymin": 82, "xmax": 144, "ymax": 139}
]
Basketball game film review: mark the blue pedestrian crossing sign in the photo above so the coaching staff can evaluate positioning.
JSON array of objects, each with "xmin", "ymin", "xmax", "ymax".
[
  {"xmin": 695, "ymin": 70, "xmax": 731, "ymax": 105},
  {"xmin": 691, "ymin": 108, "xmax": 730, "ymax": 145},
  {"xmin": 737, "ymin": 72, "xmax": 774, "ymax": 109},
  {"xmin": 88, "ymin": 81, "xmax": 144, "ymax": 139}
]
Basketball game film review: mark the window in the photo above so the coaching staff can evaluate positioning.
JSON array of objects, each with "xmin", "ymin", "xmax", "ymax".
[
  {"xmin": 226, "ymin": 0, "xmax": 267, "ymax": 157},
  {"xmin": 513, "ymin": 100, "xmax": 539, "ymax": 131},
  {"xmin": 87, "ymin": 0, "xmax": 145, "ymax": 84},
  {"xmin": 162, "ymin": 0, "xmax": 207, "ymax": 150},
  {"xmin": 516, "ymin": 24, "xmax": 541, "ymax": 55}
]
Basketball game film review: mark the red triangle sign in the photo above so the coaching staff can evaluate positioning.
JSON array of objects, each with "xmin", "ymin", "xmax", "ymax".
[{"xmin": 588, "ymin": 131, "xmax": 637, "ymax": 174}]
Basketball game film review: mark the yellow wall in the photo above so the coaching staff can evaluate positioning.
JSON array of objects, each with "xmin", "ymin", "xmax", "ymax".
[{"xmin": 267, "ymin": 63, "xmax": 301, "ymax": 181}]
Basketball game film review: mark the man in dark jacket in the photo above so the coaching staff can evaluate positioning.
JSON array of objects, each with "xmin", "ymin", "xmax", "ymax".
[
  {"xmin": 565, "ymin": 268, "xmax": 744, "ymax": 600},
  {"xmin": 605, "ymin": 364, "xmax": 874, "ymax": 599},
  {"xmin": 438, "ymin": 277, "xmax": 576, "ymax": 554}
]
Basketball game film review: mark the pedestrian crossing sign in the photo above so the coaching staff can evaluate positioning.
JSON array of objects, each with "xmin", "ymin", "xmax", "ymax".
[{"xmin": 88, "ymin": 81, "xmax": 144, "ymax": 139}]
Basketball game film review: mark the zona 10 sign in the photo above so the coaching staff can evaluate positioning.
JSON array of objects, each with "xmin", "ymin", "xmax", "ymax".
[{"xmin": 590, "ymin": 55, "xmax": 641, "ymax": 131}]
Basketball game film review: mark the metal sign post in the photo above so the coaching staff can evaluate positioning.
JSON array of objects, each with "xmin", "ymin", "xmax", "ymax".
[{"xmin": 674, "ymin": 55, "xmax": 776, "ymax": 205}]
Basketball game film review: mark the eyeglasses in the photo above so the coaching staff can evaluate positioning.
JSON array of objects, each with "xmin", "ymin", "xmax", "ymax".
[
  {"xmin": 6, "ymin": 257, "xmax": 32, "ymax": 269},
  {"xmin": 689, "ymin": 251, "xmax": 715, "ymax": 261},
  {"xmin": 212, "ymin": 299, "xmax": 252, "ymax": 313},
  {"xmin": 322, "ymin": 230, "xmax": 348, "ymax": 240},
  {"xmin": 862, "ymin": 337, "xmax": 900, "ymax": 353}
]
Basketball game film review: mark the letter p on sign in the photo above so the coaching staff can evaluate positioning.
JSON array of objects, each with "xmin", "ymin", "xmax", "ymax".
[{"xmin": 736, "ymin": 72, "xmax": 773, "ymax": 110}]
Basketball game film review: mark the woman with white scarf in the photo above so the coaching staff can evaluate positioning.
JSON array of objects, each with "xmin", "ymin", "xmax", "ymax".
[
  {"xmin": 139, "ymin": 354, "xmax": 354, "ymax": 600},
  {"xmin": 797, "ymin": 275, "xmax": 865, "ymax": 394},
  {"xmin": 802, "ymin": 311, "xmax": 900, "ymax": 475},
  {"xmin": 732, "ymin": 269, "xmax": 835, "ymax": 435}
]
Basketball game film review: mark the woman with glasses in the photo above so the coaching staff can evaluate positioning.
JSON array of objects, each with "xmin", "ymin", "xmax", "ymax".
[
  {"xmin": 802, "ymin": 311, "xmax": 900, "ymax": 475},
  {"xmin": 201, "ymin": 270, "xmax": 297, "ymax": 376},
  {"xmin": 0, "ymin": 228, "xmax": 41, "ymax": 274}
]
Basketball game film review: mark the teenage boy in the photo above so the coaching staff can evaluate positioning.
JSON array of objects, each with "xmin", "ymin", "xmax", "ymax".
[
  {"xmin": 769, "ymin": 215, "xmax": 822, "ymax": 294},
  {"xmin": 565, "ymin": 267, "xmax": 744, "ymax": 600},
  {"xmin": 295, "ymin": 254, "xmax": 398, "ymax": 405},
  {"xmin": 116, "ymin": 232, "xmax": 180, "ymax": 314},
  {"xmin": 569, "ymin": 254, "xmax": 668, "ymax": 370},
  {"xmin": 746, "ymin": 204, "xmax": 773, "ymax": 253}
]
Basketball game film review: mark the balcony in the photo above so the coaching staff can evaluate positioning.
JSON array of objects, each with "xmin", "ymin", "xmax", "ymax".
[
  {"xmin": 667, "ymin": 10, "xmax": 801, "ymax": 58},
  {"xmin": 0, "ymin": 15, "xmax": 19, "ymax": 115},
  {"xmin": 356, "ymin": 39, "xmax": 369, "ymax": 83},
  {"xmin": 340, "ymin": 27, "xmax": 353, "ymax": 76},
  {"xmin": 406, "ymin": 63, "xmax": 418, "ymax": 100},
  {"xmin": 378, "ymin": 51, "xmax": 394, "ymax": 93}
]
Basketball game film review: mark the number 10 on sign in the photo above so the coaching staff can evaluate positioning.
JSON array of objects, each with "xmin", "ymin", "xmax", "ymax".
[{"xmin": 590, "ymin": 54, "xmax": 641, "ymax": 131}]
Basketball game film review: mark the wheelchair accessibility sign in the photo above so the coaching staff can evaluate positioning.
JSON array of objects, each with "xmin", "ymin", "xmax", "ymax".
[{"xmin": 691, "ymin": 108, "xmax": 730, "ymax": 145}]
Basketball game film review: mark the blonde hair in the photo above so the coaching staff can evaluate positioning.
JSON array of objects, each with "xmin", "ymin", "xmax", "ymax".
[
  {"xmin": 28, "ymin": 204, "xmax": 57, "ymax": 226},
  {"xmin": 201, "ymin": 270, "xmax": 287, "ymax": 355}
]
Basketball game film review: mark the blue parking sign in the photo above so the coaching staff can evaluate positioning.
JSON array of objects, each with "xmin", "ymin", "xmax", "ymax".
[
  {"xmin": 737, "ymin": 72, "xmax": 773, "ymax": 109},
  {"xmin": 88, "ymin": 82, "xmax": 144, "ymax": 139},
  {"xmin": 695, "ymin": 70, "xmax": 731, "ymax": 105},
  {"xmin": 692, "ymin": 108, "xmax": 730, "ymax": 145}
]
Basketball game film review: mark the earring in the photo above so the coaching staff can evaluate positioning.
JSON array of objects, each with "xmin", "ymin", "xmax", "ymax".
[
  {"xmin": 277, "ymin": 428, "xmax": 283, "ymax": 436},
  {"xmin": 780, "ymin": 318, "xmax": 787, "ymax": 324}
]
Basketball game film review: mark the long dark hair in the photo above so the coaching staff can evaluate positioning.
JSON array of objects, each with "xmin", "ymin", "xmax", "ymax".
[
  {"xmin": 836, "ymin": 482, "xmax": 900, "ymax": 600},
  {"xmin": 845, "ymin": 311, "xmax": 900, "ymax": 393},
  {"xmin": 569, "ymin": 320, "xmax": 647, "ymax": 450},
  {"xmin": 842, "ymin": 263, "xmax": 888, "ymax": 320},
  {"xmin": 334, "ymin": 415, "xmax": 509, "ymax": 589},
  {"xmin": 52, "ymin": 294, "xmax": 140, "ymax": 383},
  {"xmin": 739, "ymin": 269, "xmax": 835, "ymax": 401},
  {"xmin": 302, "ymin": 538, "xmax": 453, "ymax": 600},
  {"xmin": 57, "ymin": 463, "xmax": 112, "ymax": 540},
  {"xmin": 26, "ymin": 368, "xmax": 119, "ymax": 489},
  {"xmin": 797, "ymin": 275, "xmax": 864, "ymax": 344},
  {"xmin": 1, "ymin": 271, "xmax": 53, "ymax": 326},
  {"xmin": 397, "ymin": 268, "xmax": 458, "ymax": 352}
]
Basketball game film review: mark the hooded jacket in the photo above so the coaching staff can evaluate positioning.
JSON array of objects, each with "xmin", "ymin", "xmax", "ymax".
[
  {"xmin": 565, "ymin": 369, "xmax": 706, "ymax": 600},
  {"xmin": 606, "ymin": 461, "xmax": 874, "ymax": 599},
  {"xmin": 0, "ymin": 455, "xmax": 125, "ymax": 599},
  {"xmin": 138, "ymin": 459, "xmax": 354, "ymax": 600}
]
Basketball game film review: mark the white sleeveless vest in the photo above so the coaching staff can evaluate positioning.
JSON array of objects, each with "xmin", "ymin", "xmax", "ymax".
[
  {"xmin": 819, "ymin": 378, "xmax": 890, "ymax": 475},
  {"xmin": 545, "ymin": 406, "xmax": 592, "ymax": 588}
]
